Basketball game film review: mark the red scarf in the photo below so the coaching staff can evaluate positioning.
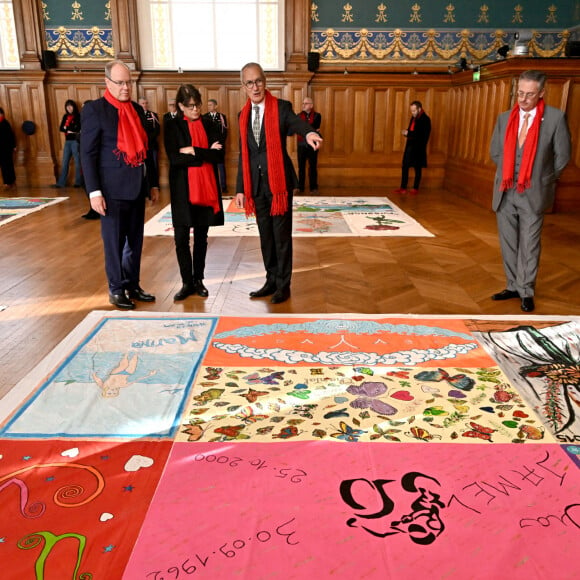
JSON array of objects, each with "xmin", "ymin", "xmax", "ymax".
[
  {"xmin": 103, "ymin": 89, "xmax": 148, "ymax": 167},
  {"xmin": 239, "ymin": 91, "xmax": 287, "ymax": 217},
  {"xmin": 186, "ymin": 119, "xmax": 219, "ymax": 213},
  {"xmin": 501, "ymin": 99, "xmax": 544, "ymax": 193},
  {"xmin": 64, "ymin": 114, "xmax": 74, "ymax": 130},
  {"xmin": 409, "ymin": 110, "xmax": 422, "ymax": 132}
]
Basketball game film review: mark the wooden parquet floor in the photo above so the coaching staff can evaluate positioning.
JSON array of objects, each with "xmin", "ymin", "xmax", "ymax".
[{"xmin": 1, "ymin": 184, "xmax": 579, "ymax": 399}]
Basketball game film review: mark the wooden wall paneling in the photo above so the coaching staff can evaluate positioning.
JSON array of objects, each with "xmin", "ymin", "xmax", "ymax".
[{"xmin": 111, "ymin": 0, "xmax": 140, "ymax": 67}]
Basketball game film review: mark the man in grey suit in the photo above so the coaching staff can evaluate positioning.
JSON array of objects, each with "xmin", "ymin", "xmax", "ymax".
[{"xmin": 490, "ymin": 70, "xmax": 571, "ymax": 313}]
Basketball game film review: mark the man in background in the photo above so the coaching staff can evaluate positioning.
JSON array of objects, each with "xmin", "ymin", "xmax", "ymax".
[
  {"xmin": 393, "ymin": 100, "xmax": 431, "ymax": 195},
  {"xmin": 81, "ymin": 60, "xmax": 159, "ymax": 309},
  {"xmin": 203, "ymin": 98, "xmax": 228, "ymax": 192},
  {"xmin": 490, "ymin": 69, "xmax": 571, "ymax": 313},
  {"xmin": 297, "ymin": 97, "xmax": 322, "ymax": 194}
]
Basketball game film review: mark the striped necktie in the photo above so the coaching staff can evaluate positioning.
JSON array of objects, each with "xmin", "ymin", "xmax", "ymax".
[{"xmin": 252, "ymin": 105, "xmax": 261, "ymax": 145}]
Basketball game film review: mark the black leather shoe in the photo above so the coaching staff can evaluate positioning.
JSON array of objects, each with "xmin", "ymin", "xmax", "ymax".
[
  {"xmin": 270, "ymin": 288, "xmax": 291, "ymax": 304},
  {"xmin": 174, "ymin": 283, "xmax": 194, "ymax": 301},
  {"xmin": 250, "ymin": 283, "xmax": 276, "ymax": 298},
  {"xmin": 82, "ymin": 209, "xmax": 100, "ymax": 220},
  {"xmin": 491, "ymin": 289, "xmax": 519, "ymax": 301},
  {"xmin": 109, "ymin": 293, "xmax": 135, "ymax": 310},
  {"xmin": 126, "ymin": 287, "xmax": 155, "ymax": 302},
  {"xmin": 194, "ymin": 280, "xmax": 209, "ymax": 297},
  {"xmin": 521, "ymin": 297, "xmax": 535, "ymax": 312}
]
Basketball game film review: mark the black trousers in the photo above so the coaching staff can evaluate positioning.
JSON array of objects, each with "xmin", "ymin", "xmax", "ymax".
[
  {"xmin": 297, "ymin": 145, "xmax": 318, "ymax": 192},
  {"xmin": 401, "ymin": 164, "xmax": 422, "ymax": 189},
  {"xmin": 0, "ymin": 153, "xmax": 16, "ymax": 185},
  {"xmin": 173, "ymin": 225, "xmax": 209, "ymax": 284},
  {"xmin": 253, "ymin": 174, "xmax": 293, "ymax": 290}
]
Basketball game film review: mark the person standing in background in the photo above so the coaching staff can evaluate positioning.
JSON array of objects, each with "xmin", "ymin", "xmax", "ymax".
[
  {"xmin": 203, "ymin": 98, "xmax": 228, "ymax": 192},
  {"xmin": 164, "ymin": 99, "xmax": 178, "ymax": 122},
  {"xmin": 0, "ymin": 107, "xmax": 17, "ymax": 189},
  {"xmin": 164, "ymin": 85, "xmax": 224, "ymax": 301},
  {"xmin": 81, "ymin": 60, "xmax": 159, "ymax": 310},
  {"xmin": 139, "ymin": 96, "xmax": 161, "ymax": 183},
  {"xmin": 297, "ymin": 97, "xmax": 321, "ymax": 194},
  {"xmin": 393, "ymin": 101, "xmax": 431, "ymax": 195},
  {"xmin": 490, "ymin": 69, "xmax": 571, "ymax": 313},
  {"xmin": 53, "ymin": 99, "xmax": 82, "ymax": 188},
  {"xmin": 235, "ymin": 62, "xmax": 323, "ymax": 304}
]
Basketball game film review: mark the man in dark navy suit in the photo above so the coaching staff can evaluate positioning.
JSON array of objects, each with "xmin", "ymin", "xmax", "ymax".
[{"xmin": 81, "ymin": 60, "xmax": 159, "ymax": 309}]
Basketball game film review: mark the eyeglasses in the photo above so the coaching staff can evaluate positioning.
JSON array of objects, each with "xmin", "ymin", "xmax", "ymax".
[
  {"xmin": 183, "ymin": 103, "xmax": 202, "ymax": 110},
  {"xmin": 517, "ymin": 91, "xmax": 539, "ymax": 99},
  {"xmin": 243, "ymin": 78, "xmax": 264, "ymax": 89},
  {"xmin": 107, "ymin": 78, "xmax": 131, "ymax": 87}
]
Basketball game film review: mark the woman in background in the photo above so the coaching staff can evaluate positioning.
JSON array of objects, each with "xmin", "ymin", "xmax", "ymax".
[
  {"xmin": 54, "ymin": 99, "xmax": 81, "ymax": 188},
  {"xmin": 164, "ymin": 84, "xmax": 224, "ymax": 300}
]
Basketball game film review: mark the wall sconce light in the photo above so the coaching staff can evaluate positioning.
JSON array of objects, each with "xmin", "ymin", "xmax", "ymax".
[{"xmin": 513, "ymin": 30, "xmax": 533, "ymax": 56}]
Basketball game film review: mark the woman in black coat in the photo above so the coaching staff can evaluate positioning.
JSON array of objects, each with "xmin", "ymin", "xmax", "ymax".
[{"xmin": 164, "ymin": 84, "xmax": 224, "ymax": 300}]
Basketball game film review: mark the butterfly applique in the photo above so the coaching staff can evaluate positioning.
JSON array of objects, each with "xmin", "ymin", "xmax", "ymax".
[
  {"xmin": 204, "ymin": 367, "xmax": 223, "ymax": 380},
  {"xmin": 347, "ymin": 382, "xmax": 397, "ymax": 415},
  {"xmin": 414, "ymin": 368, "xmax": 475, "ymax": 391},
  {"xmin": 462, "ymin": 421, "xmax": 495, "ymax": 441},
  {"xmin": 214, "ymin": 424, "xmax": 248, "ymax": 440},
  {"xmin": 235, "ymin": 406, "xmax": 269, "ymax": 424},
  {"xmin": 244, "ymin": 371, "xmax": 285, "ymax": 385},
  {"xmin": 354, "ymin": 366, "xmax": 374, "ymax": 376},
  {"xmin": 272, "ymin": 426, "xmax": 300, "ymax": 439},
  {"xmin": 330, "ymin": 421, "xmax": 366, "ymax": 442},
  {"xmin": 241, "ymin": 388, "xmax": 269, "ymax": 403}
]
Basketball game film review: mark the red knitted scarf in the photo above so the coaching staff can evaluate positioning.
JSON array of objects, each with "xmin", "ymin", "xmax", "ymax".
[
  {"xmin": 186, "ymin": 118, "xmax": 219, "ymax": 213},
  {"xmin": 239, "ymin": 91, "xmax": 287, "ymax": 217},
  {"xmin": 103, "ymin": 89, "xmax": 148, "ymax": 167},
  {"xmin": 501, "ymin": 99, "xmax": 544, "ymax": 193}
]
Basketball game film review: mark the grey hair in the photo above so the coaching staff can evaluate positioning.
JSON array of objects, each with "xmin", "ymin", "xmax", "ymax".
[
  {"xmin": 519, "ymin": 70, "xmax": 546, "ymax": 91},
  {"xmin": 240, "ymin": 62, "xmax": 265, "ymax": 83},
  {"xmin": 105, "ymin": 59, "xmax": 130, "ymax": 80}
]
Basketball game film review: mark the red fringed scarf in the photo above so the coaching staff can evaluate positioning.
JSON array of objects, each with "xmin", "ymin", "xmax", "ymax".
[
  {"xmin": 501, "ymin": 99, "xmax": 544, "ymax": 193},
  {"xmin": 186, "ymin": 118, "xmax": 219, "ymax": 213},
  {"xmin": 239, "ymin": 91, "xmax": 287, "ymax": 217},
  {"xmin": 103, "ymin": 89, "xmax": 148, "ymax": 167}
]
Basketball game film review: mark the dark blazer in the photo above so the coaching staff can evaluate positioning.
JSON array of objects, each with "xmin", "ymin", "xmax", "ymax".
[
  {"xmin": 490, "ymin": 104, "xmax": 571, "ymax": 213},
  {"xmin": 202, "ymin": 112, "xmax": 228, "ymax": 148},
  {"xmin": 236, "ymin": 98, "xmax": 315, "ymax": 195},
  {"xmin": 163, "ymin": 116, "xmax": 224, "ymax": 228},
  {"xmin": 59, "ymin": 112, "xmax": 81, "ymax": 141},
  {"xmin": 403, "ymin": 111, "xmax": 431, "ymax": 168},
  {"xmin": 80, "ymin": 97, "xmax": 157, "ymax": 201}
]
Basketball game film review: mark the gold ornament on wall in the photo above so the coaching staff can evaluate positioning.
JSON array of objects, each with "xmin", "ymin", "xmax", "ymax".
[
  {"xmin": 443, "ymin": 4, "xmax": 455, "ymax": 24},
  {"xmin": 42, "ymin": 1, "xmax": 50, "ymax": 21},
  {"xmin": 375, "ymin": 3, "xmax": 388, "ymax": 24},
  {"xmin": 342, "ymin": 3, "xmax": 354, "ymax": 23},
  {"xmin": 477, "ymin": 4, "xmax": 489, "ymax": 24},
  {"xmin": 105, "ymin": 1, "xmax": 112, "ymax": 21},
  {"xmin": 546, "ymin": 5, "xmax": 557, "ymax": 24},
  {"xmin": 512, "ymin": 4, "xmax": 523, "ymax": 24},
  {"xmin": 71, "ymin": 1, "xmax": 84, "ymax": 21},
  {"xmin": 311, "ymin": 2, "xmax": 319, "ymax": 23},
  {"xmin": 409, "ymin": 3, "xmax": 422, "ymax": 24}
]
